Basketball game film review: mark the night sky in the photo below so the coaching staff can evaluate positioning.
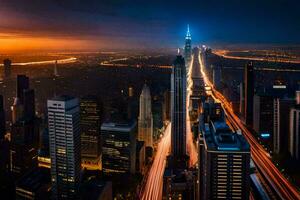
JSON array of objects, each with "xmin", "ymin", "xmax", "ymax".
[{"xmin": 1, "ymin": 0, "xmax": 300, "ymax": 51}]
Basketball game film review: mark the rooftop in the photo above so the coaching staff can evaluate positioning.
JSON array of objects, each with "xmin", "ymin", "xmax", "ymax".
[
  {"xmin": 79, "ymin": 179, "xmax": 111, "ymax": 200},
  {"xmin": 204, "ymin": 120, "xmax": 250, "ymax": 152},
  {"xmin": 16, "ymin": 168, "xmax": 50, "ymax": 193},
  {"xmin": 51, "ymin": 95, "xmax": 76, "ymax": 102},
  {"xmin": 101, "ymin": 120, "xmax": 136, "ymax": 132}
]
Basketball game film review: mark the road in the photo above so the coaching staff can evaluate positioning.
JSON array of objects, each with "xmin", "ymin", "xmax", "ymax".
[
  {"xmin": 186, "ymin": 55, "xmax": 199, "ymax": 167},
  {"xmin": 141, "ymin": 123, "xmax": 171, "ymax": 200},
  {"xmin": 199, "ymin": 51, "xmax": 300, "ymax": 200},
  {"xmin": 0, "ymin": 57, "xmax": 77, "ymax": 66},
  {"xmin": 140, "ymin": 55, "xmax": 199, "ymax": 199},
  {"xmin": 214, "ymin": 49, "xmax": 300, "ymax": 64}
]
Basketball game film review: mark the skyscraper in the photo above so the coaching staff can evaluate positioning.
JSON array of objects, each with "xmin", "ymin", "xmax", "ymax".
[
  {"xmin": 101, "ymin": 121, "xmax": 137, "ymax": 174},
  {"xmin": 273, "ymin": 98, "xmax": 295, "ymax": 154},
  {"xmin": 138, "ymin": 84, "xmax": 153, "ymax": 148},
  {"xmin": 23, "ymin": 89, "xmax": 35, "ymax": 120},
  {"xmin": 253, "ymin": 93, "xmax": 274, "ymax": 138},
  {"xmin": 80, "ymin": 96, "xmax": 102, "ymax": 170},
  {"xmin": 48, "ymin": 96, "xmax": 81, "ymax": 199},
  {"xmin": 0, "ymin": 95, "xmax": 5, "ymax": 140},
  {"xmin": 199, "ymin": 120, "xmax": 250, "ymax": 199},
  {"xmin": 239, "ymin": 82, "xmax": 245, "ymax": 115},
  {"xmin": 54, "ymin": 60, "xmax": 59, "ymax": 77},
  {"xmin": 10, "ymin": 75, "xmax": 38, "ymax": 177},
  {"xmin": 16, "ymin": 75, "xmax": 29, "ymax": 104},
  {"xmin": 289, "ymin": 91, "xmax": 300, "ymax": 161},
  {"xmin": 163, "ymin": 90, "xmax": 171, "ymax": 122},
  {"xmin": 3, "ymin": 58, "xmax": 12, "ymax": 78},
  {"xmin": 244, "ymin": 62, "xmax": 254, "ymax": 126},
  {"xmin": 184, "ymin": 24, "xmax": 192, "ymax": 70},
  {"xmin": 10, "ymin": 120, "xmax": 39, "ymax": 176},
  {"xmin": 212, "ymin": 65, "xmax": 221, "ymax": 90},
  {"xmin": 171, "ymin": 55, "xmax": 187, "ymax": 159}
]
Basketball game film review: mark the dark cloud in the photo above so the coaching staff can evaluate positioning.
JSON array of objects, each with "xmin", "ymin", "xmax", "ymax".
[{"xmin": 1, "ymin": 0, "xmax": 300, "ymax": 48}]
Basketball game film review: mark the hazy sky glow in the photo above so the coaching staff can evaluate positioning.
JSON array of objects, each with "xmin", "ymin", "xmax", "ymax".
[{"xmin": 1, "ymin": 0, "xmax": 300, "ymax": 51}]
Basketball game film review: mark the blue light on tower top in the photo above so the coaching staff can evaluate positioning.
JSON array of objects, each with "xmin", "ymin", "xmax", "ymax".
[
  {"xmin": 186, "ymin": 24, "xmax": 191, "ymax": 40},
  {"xmin": 184, "ymin": 24, "xmax": 192, "ymax": 68}
]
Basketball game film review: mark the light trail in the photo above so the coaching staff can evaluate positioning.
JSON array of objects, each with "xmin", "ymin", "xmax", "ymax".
[
  {"xmin": 0, "ymin": 57, "xmax": 77, "ymax": 66},
  {"xmin": 140, "ymin": 53, "xmax": 200, "ymax": 199},
  {"xmin": 141, "ymin": 123, "xmax": 171, "ymax": 200},
  {"xmin": 214, "ymin": 49, "xmax": 300, "ymax": 64},
  {"xmin": 199, "ymin": 51, "xmax": 300, "ymax": 200},
  {"xmin": 186, "ymin": 55, "xmax": 198, "ymax": 167}
]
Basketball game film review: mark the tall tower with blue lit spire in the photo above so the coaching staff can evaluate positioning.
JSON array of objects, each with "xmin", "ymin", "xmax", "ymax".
[{"xmin": 184, "ymin": 24, "xmax": 192, "ymax": 70}]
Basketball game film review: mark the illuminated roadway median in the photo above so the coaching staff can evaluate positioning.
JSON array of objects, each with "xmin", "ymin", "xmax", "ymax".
[{"xmin": 198, "ymin": 51, "xmax": 300, "ymax": 200}]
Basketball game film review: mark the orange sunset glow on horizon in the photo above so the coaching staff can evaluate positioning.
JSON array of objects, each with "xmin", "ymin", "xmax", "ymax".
[{"xmin": 0, "ymin": 34, "xmax": 104, "ymax": 52}]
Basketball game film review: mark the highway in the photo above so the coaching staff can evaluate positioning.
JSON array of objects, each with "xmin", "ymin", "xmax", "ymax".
[
  {"xmin": 141, "ymin": 123, "xmax": 171, "ymax": 200},
  {"xmin": 214, "ymin": 49, "xmax": 300, "ymax": 64},
  {"xmin": 186, "ymin": 55, "xmax": 199, "ymax": 167},
  {"xmin": 0, "ymin": 57, "xmax": 77, "ymax": 66},
  {"xmin": 140, "ymin": 55, "xmax": 199, "ymax": 199},
  {"xmin": 198, "ymin": 50, "xmax": 300, "ymax": 200}
]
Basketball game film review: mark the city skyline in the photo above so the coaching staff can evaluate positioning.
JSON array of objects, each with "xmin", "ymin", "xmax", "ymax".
[
  {"xmin": 1, "ymin": 1, "xmax": 300, "ymax": 200},
  {"xmin": 1, "ymin": 0, "xmax": 300, "ymax": 51}
]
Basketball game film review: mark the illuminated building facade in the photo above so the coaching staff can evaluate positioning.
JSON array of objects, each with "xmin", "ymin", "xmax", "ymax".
[
  {"xmin": 101, "ymin": 121, "xmax": 137, "ymax": 174},
  {"xmin": 171, "ymin": 55, "xmax": 187, "ymax": 158},
  {"xmin": 48, "ymin": 96, "xmax": 81, "ymax": 199},
  {"xmin": 184, "ymin": 24, "xmax": 192, "ymax": 70},
  {"xmin": 199, "ymin": 120, "xmax": 250, "ymax": 200},
  {"xmin": 138, "ymin": 84, "xmax": 153, "ymax": 148},
  {"xmin": 80, "ymin": 96, "xmax": 103, "ymax": 170}
]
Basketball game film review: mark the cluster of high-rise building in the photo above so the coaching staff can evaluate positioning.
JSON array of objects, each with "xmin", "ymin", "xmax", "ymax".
[
  {"xmin": 198, "ymin": 99, "xmax": 250, "ymax": 200},
  {"xmin": 240, "ymin": 61, "xmax": 300, "ymax": 162},
  {"xmin": 162, "ymin": 26, "xmax": 252, "ymax": 200},
  {"xmin": 0, "ymin": 63, "xmax": 164, "ymax": 199}
]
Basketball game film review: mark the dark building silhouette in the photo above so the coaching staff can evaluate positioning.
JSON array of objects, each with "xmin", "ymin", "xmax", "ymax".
[
  {"xmin": 3, "ymin": 58, "xmax": 12, "ymax": 78},
  {"xmin": 0, "ymin": 95, "xmax": 5, "ymax": 140},
  {"xmin": 171, "ymin": 55, "xmax": 187, "ymax": 159},
  {"xmin": 273, "ymin": 97, "xmax": 295, "ymax": 154},
  {"xmin": 15, "ymin": 168, "xmax": 51, "ymax": 199},
  {"xmin": 253, "ymin": 93, "xmax": 274, "ymax": 138},
  {"xmin": 17, "ymin": 75, "xmax": 29, "ymax": 104},
  {"xmin": 80, "ymin": 95, "xmax": 103, "ymax": 170},
  {"xmin": 244, "ymin": 62, "xmax": 254, "ymax": 126},
  {"xmin": 163, "ymin": 90, "xmax": 171, "ymax": 122},
  {"xmin": 10, "ymin": 75, "xmax": 38, "ymax": 178},
  {"xmin": 10, "ymin": 120, "xmax": 39, "ymax": 176},
  {"xmin": 101, "ymin": 121, "xmax": 137, "ymax": 174},
  {"xmin": 23, "ymin": 89, "xmax": 35, "ymax": 120}
]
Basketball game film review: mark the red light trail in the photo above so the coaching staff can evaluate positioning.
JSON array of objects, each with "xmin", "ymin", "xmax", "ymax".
[
  {"xmin": 199, "ymin": 51, "xmax": 300, "ymax": 200},
  {"xmin": 141, "ymin": 123, "xmax": 171, "ymax": 200}
]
